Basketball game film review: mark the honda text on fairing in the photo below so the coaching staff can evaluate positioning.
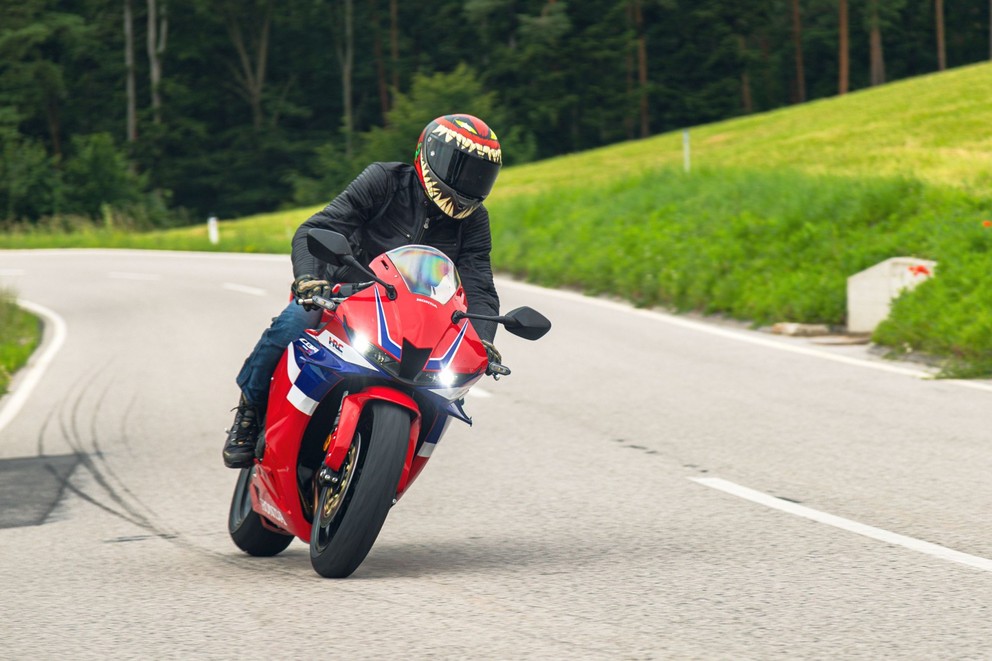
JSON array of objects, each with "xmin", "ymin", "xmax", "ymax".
[{"xmin": 227, "ymin": 229, "xmax": 551, "ymax": 578}]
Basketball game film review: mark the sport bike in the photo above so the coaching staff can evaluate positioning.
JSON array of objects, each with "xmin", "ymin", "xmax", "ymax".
[{"xmin": 227, "ymin": 229, "xmax": 551, "ymax": 577}]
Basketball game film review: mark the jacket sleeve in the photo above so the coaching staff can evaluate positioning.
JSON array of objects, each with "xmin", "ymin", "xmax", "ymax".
[
  {"xmin": 291, "ymin": 164, "xmax": 393, "ymax": 279},
  {"xmin": 456, "ymin": 206, "xmax": 501, "ymax": 343}
]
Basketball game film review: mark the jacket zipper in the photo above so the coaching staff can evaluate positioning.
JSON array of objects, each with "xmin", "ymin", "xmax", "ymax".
[{"xmin": 414, "ymin": 209, "xmax": 432, "ymax": 243}]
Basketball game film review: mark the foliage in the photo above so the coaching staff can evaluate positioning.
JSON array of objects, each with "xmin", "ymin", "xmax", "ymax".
[
  {"xmin": 4, "ymin": 0, "xmax": 992, "ymax": 222},
  {"xmin": 0, "ymin": 290, "xmax": 40, "ymax": 396}
]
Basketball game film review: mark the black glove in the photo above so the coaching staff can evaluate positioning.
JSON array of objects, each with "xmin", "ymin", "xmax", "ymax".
[
  {"xmin": 482, "ymin": 340, "xmax": 504, "ymax": 376},
  {"xmin": 292, "ymin": 274, "xmax": 332, "ymax": 310}
]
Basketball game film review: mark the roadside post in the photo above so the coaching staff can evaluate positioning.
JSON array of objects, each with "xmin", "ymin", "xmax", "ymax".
[
  {"xmin": 683, "ymin": 129, "xmax": 691, "ymax": 173},
  {"xmin": 207, "ymin": 215, "xmax": 219, "ymax": 245}
]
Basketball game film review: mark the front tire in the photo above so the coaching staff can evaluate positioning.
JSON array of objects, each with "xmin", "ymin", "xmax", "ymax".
[
  {"xmin": 310, "ymin": 402, "xmax": 410, "ymax": 578},
  {"xmin": 228, "ymin": 466, "xmax": 293, "ymax": 557}
]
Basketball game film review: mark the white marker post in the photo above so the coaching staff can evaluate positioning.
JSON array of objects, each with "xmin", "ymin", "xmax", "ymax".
[
  {"xmin": 207, "ymin": 215, "xmax": 220, "ymax": 245},
  {"xmin": 682, "ymin": 129, "xmax": 691, "ymax": 173}
]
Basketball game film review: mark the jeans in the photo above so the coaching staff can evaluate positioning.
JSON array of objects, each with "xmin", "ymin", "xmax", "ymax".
[{"xmin": 236, "ymin": 302, "xmax": 323, "ymax": 408}]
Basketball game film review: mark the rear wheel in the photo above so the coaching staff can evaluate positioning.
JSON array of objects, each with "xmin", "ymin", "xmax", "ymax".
[
  {"xmin": 310, "ymin": 402, "xmax": 409, "ymax": 578},
  {"xmin": 228, "ymin": 465, "xmax": 293, "ymax": 557}
]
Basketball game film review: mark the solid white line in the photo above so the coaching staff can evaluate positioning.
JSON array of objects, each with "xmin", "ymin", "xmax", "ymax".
[
  {"xmin": 108, "ymin": 271, "xmax": 162, "ymax": 281},
  {"xmin": 496, "ymin": 278, "xmax": 992, "ymax": 393},
  {"xmin": 0, "ymin": 268, "xmax": 26, "ymax": 276},
  {"xmin": 690, "ymin": 476, "xmax": 992, "ymax": 573},
  {"xmin": 0, "ymin": 300, "xmax": 68, "ymax": 437},
  {"xmin": 222, "ymin": 283, "xmax": 267, "ymax": 297}
]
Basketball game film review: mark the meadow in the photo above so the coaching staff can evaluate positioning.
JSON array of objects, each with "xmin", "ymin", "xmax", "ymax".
[{"xmin": 3, "ymin": 62, "xmax": 991, "ymax": 375}]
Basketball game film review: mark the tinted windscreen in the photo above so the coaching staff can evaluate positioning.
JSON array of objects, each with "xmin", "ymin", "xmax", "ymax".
[
  {"xmin": 426, "ymin": 146, "xmax": 500, "ymax": 199},
  {"xmin": 387, "ymin": 245, "xmax": 461, "ymax": 305}
]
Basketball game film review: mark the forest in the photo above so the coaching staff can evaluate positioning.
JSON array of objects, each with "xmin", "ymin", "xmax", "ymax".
[{"xmin": 2, "ymin": 0, "xmax": 991, "ymax": 226}]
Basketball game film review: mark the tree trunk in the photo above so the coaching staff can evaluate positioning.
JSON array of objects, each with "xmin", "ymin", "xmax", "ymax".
[
  {"xmin": 368, "ymin": 0, "xmax": 390, "ymax": 122},
  {"xmin": 124, "ymin": 0, "xmax": 137, "ymax": 141},
  {"xmin": 146, "ymin": 0, "xmax": 167, "ymax": 124},
  {"xmin": 935, "ymin": 0, "xmax": 946, "ymax": 70},
  {"xmin": 869, "ymin": 0, "xmax": 886, "ymax": 86},
  {"xmin": 633, "ymin": 0, "xmax": 649, "ymax": 138},
  {"xmin": 624, "ymin": 2, "xmax": 635, "ymax": 139},
  {"xmin": 225, "ymin": 1, "xmax": 273, "ymax": 130},
  {"xmin": 739, "ymin": 36, "xmax": 753, "ymax": 113},
  {"xmin": 838, "ymin": 0, "xmax": 849, "ymax": 95},
  {"xmin": 791, "ymin": 0, "xmax": 806, "ymax": 103},
  {"xmin": 336, "ymin": 0, "xmax": 355, "ymax": 158},
  {"xmin": 389, "ymin": 0, "xmax": 399, "ymax": 102}
]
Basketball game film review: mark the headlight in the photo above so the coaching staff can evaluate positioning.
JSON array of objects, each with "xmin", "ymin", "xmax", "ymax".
[
  {"xmin": 413, "ymin": 369, "xmax": 478, "ymax": 388},
  {"xmin": 360, "ymin": 342, "xmax": 400, "ymax": 375}
]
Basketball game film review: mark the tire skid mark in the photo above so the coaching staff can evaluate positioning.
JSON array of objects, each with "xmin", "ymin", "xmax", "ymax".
[{"xmin": 49, "ymin": 366, "xmax": 170, "ymax": 536}]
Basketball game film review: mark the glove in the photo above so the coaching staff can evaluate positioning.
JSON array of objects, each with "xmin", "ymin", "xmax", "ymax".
[
  {"xmin": 482, "ymin": 340, "xmax": 503, "ymax": 375},
  {"xmin": 292, "ymin": 274, "xmax": 332, "ymax": 310}
]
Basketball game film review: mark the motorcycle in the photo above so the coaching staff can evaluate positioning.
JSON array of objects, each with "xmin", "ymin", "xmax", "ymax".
[{"xmin": 227, "ymin": 229, "xmax": 551, "ymax": 578}]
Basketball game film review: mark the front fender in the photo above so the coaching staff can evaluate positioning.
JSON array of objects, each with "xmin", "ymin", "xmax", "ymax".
[{"xmin": 324, "ymin": 386, "xmax": 422, "ymax": 496}]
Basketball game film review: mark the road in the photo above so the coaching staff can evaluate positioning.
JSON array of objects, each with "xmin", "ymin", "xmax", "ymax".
[{"xmin": 0, "ymin": 249, "xmax": 990, "ymax": 659}]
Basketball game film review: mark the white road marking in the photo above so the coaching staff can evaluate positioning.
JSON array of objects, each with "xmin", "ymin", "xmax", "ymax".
[
  {"xmin": 691, "ymin": 476, "xmax": 992, "ymax": 573},
  {"xmin": 0, "ymin": 300, "xmax": 68, "ymax": 437},
  {"xmin": 222, "ymin": 283, "xmax": 267, "ymax": 297},
  {"xmin": 467, "ymin": 388, "xmax": 492, "ymax": 398},
  {"xmin": 108, "ymin": 271, "xmax": 162, "ymax": 281},
  {"xmin": 497, "ymin": 279, "xmax": 992, "ymax": 393},
  {"xmin": 0, "ymin": 268, "xmax": 26, "ymax": 276}
]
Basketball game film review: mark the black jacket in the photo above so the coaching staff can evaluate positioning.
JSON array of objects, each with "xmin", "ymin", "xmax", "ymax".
[{"xmin": 292, "ymin": 162, "xmax": 500, "ymax": 342}]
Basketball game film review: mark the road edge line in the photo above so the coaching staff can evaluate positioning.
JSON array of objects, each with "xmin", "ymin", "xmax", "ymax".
[
  {"xmin": 0, "ymin": 300, "xmax": 68, "ymax": 437},
  {"xmin": 690, "ymin": 476, "xmax": 992, "ymax": 573}
]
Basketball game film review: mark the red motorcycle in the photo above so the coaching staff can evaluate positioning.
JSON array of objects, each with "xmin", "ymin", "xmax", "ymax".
[{"xmin": 228, "ymin": 229, "xmax": 551, "ymax": 577}]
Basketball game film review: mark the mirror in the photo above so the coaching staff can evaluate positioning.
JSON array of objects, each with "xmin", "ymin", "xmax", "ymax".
[
  {"xmin": 501, "ymin": 306, "xmax": 552, "ymax": 341},
  {"xmin": 307, "ymin": 229, "xmax": 353, "ymax": 265}
]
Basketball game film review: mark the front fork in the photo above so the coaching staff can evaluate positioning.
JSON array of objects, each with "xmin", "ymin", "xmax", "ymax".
[{"xmin": 321, "ymin": 386, "xmax": 422, "ymax": 498}]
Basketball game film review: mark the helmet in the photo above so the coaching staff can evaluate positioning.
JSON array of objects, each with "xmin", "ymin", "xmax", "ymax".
[{"xmin": 414, "ymin": 114, "xmax": 502, "ymax": 219}]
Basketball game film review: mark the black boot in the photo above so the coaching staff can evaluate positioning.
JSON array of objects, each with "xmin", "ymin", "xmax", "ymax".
[{"xmin": 223, "ymin": 395, "xmax": 260, "ymax": 468}]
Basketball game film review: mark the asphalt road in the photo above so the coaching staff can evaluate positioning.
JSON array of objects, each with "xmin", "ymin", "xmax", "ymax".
[{"xmin": 1, "ymin": 249, "xmax": 990, "ymax": 659}]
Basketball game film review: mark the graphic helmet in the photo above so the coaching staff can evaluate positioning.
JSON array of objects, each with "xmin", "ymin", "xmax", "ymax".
[{"xmin": 414, "ymin": 114, "xmax": 502, "ymax": 219}]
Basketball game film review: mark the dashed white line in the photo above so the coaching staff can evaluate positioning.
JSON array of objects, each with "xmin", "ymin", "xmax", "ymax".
[
  {"xmin": 222, "ymin": 283, "xmax": 267, "ymax": 297},
  {"xmin": 108, "ymin": 271, "xmax": 162, "ymax": 281},
  {"xmin": 690, "ymin": 476, "xmax": 992, "ymax": 573},
  {"xmin": 0, "ymin": 300, "xmax": 67, "ymax": 437}
]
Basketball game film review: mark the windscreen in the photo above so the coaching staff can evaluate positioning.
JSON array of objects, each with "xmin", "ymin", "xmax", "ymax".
[{"xmin": 387, "ymin": 245, "xmax": 461, "ymax": 305}]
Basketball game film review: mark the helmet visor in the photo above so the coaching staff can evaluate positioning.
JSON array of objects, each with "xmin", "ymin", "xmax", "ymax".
[{"xmin": 426, "ymin": 143, "xmax": 501, "ymax": 200}]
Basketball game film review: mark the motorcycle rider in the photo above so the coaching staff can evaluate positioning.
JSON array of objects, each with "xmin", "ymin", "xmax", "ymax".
[{"xmin": 223, "ymin": 113, "xmax": 504, "ymax": 468}]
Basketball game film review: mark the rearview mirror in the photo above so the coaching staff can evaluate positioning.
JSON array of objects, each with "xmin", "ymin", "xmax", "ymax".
[
  {"xmin": 501, "ymin": 306, "xmax": 552, "ymax": 341},
  {"xmin": 307, "ymin": 229, "xmax": 353, "ymax": 265}
]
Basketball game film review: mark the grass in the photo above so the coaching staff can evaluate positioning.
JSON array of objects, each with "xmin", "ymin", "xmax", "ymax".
[
  {"xmin": 0, "ymin": 291, "xmax": 41, "ymax": 396},
  {"xmin": 2, "ymin": 63, "xmax": 992, "ymax": 375}
]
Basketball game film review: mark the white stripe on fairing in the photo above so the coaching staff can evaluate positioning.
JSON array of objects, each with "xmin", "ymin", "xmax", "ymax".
[
  {"xmin": 287, "ymin": 384, "xmax": 318, "ymax": 415},
  {"xmin": 416, "ymin": 441, "xmax": 436, "ymax": 458},
  {"xmin": 0, "ymin": 300, "xmax": 68, "ymax": 437},
  {"xmin": 222, "ymin": 282, "xmax": 267, "ymax": 297},
  {"xmin": 286, "ymin": 347, "xmax": 301, "ymax": 381},
  {"xmin": 691, "ymin": 477, "xmax": 992, "ymax": 574}
]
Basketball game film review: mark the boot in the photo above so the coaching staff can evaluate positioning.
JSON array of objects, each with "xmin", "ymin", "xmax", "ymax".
[{"xmin": 223, "ymin": 395, "xmax": 260, "ymax": 468}]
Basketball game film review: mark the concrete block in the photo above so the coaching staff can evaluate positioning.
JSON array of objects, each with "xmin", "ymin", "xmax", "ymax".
[{"xmin": 847, "ymin": 257, "xmax": 936, "ymax": 333}]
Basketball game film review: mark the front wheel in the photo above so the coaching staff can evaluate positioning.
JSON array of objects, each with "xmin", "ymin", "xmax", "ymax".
[
  {"xmin": 228, "ymin": 466, "xmax": 293, "ymax": 557},
  {"xmin": 310, "ymin": 402, "xmax": 410, "ymax": 578}
]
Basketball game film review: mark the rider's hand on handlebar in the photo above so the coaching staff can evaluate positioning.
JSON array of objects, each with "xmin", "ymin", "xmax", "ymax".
[
  {"xmin": 482, "ymin": 340, "xmax": 505, "ymax": 376},
  {"xmin": 292, "ymin": 274, "xmax": 333, "ymax": 310}
]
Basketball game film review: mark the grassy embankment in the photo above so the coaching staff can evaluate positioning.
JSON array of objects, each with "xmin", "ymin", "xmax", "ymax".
[
  {"xmin": 0, "ymin": 292, "xmax": 41, "ymax": 395},
  {"xmin": 2, "ymin": 63, "xmax": 991, "ymax": 375}
]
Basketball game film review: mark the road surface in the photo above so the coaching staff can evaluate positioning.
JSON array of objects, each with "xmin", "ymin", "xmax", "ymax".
[{"xmin": 0, "ymin": 249, "xmax": 990, "ymax": 659}]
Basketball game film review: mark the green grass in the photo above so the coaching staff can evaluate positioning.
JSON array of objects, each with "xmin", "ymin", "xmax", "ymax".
[
  {"xmin": 3, "ymin": 63, "xmax": 992, "ymax": 375},
  {"xmin": 0, "ymin": 291, "xmax": 41, "ymax": 395}
]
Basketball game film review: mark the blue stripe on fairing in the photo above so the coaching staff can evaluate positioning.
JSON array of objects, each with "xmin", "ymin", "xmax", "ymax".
[
  {"xmin": 426, "ymin": 322, "xmax": 468, "ymax": 372},
  {"xmin": 375, "ymin": 288, "xmax": 404, "ymax": 359}
]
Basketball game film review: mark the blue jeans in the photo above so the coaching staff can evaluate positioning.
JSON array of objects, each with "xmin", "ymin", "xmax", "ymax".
[{"xmin": 236, "ymin": 302, "xmax": 323, "ymax": 408}]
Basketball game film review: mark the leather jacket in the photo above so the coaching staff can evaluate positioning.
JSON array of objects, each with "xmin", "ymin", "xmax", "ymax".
[{"xmin": 291, "ymin": 162, "xmax": 500, "ymax": 342}]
